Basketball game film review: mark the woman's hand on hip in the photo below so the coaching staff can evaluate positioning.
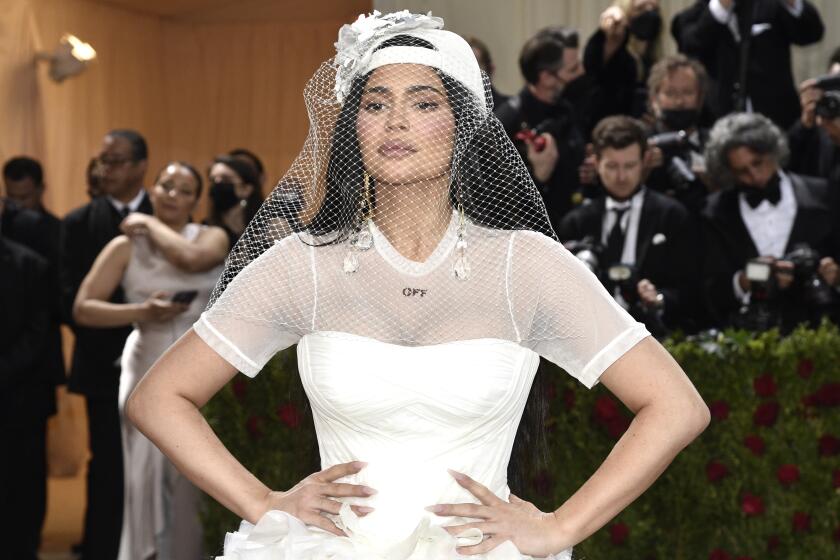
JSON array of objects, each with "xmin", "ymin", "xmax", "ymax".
[
  {"xmin": 258, "ymin": 461, "xmax": 376, "ymax": 536},
  {"xmin": 427, "ymin": 470, "xmax": 570, "ymax": 557}
]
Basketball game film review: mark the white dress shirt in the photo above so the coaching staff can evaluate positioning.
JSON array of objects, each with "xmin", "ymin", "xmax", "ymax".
[
  {"xmin": 108, "ymin": 189, "xmax": 147, "ymax": 216},
  {"xmin": 602, "ymin": 186, "xmax": 646, "ymax": 266},
  {"xmin": 732, "ymin": 172, "xmax": 798, "ymax": 301}
]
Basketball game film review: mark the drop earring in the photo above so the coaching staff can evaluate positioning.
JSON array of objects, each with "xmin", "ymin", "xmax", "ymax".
[
  {"xmin": 344, "ymin": 171, "xmax": 374, "ymax": 274},
  {"xmin": 453, "ymin": 201, "xmax": 469, "ymax": 280}
]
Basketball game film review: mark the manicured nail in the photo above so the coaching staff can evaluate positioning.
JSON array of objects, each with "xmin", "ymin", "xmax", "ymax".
[
  {"xmin": 447, "ymin": 469, "xmax": 464, "ymax": 480},
  {"xmin": 354, "ymin": 461, "xmax": 368, "ymax": 469},
  {"xmin": 356, "ymin": 506, "xmax": 374, "ymax": 514},
  {"xmin": 425, "ymin": 505, "xmax": 443, "ymax": 513},
  {"xmin": 363, "ymin": 486, "xmax": 378, "ymax": 495}
]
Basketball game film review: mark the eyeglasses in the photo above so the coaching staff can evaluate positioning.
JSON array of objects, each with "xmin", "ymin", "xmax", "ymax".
[{"xmin": 98, "ymin": 155, "xmax": 132, "ymax": 167}]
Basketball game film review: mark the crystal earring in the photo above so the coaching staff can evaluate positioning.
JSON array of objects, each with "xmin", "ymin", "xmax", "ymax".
[
  {"xmin": 344, "ymin": 171, "xmax": 374, "ymax": 274},
  {"xmin": 453, "ymin": 201, "xmax": 469, "ymax": 280}
]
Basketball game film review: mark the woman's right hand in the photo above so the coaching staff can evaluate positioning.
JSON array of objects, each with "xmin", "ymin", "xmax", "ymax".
[
  {"xmin": 142, "ymin": 291, "xmax": 189, "ymax": 322},
  {"xmin": 258, "ymin": 461, "xmax": 377, "ymax": 536}
]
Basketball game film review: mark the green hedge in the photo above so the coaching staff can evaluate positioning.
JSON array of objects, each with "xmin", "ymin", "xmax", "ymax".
[{"xmin": 202, "ymin": 323, "xmax": 840, "ymax": 559}]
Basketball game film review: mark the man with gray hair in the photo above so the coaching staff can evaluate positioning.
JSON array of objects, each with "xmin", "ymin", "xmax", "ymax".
[{"xmin": 701, "ymin": 112, "xmax": 840, "ymax": 331}]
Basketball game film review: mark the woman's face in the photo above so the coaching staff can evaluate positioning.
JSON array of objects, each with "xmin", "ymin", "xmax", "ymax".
[
  {"xmin": 356, "ymin": 63, "xmax": 455, "ymax": 187},
  {"xmin": 209, "ymin": 162, "xmax": 254, "ymax": 202},
  {"xmin": 152, "ymin": 163, "xmax": 200, "ymax": 223}
]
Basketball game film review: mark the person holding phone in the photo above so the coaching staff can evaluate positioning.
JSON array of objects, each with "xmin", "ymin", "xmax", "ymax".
[{"xmin": 73, "ymin": 161, "xmax": 227, "ymax": 560}]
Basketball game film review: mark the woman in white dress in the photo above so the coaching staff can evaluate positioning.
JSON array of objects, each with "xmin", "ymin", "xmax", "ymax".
[
  {"xmin": 126, "ymin": 12, "xmax": 710, "ymax": 560},
  {"xmin": 73, "ymin": 161, "xmax": 228, "ymax": 560}
]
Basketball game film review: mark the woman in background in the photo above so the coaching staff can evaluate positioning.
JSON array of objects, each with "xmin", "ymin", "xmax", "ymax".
[
  {"xmin": 73, "ymin": 161, "xmax": 228, "ymax": 560},
  {"xmin": 205, "ymin": 154, "xmax": 263, "ymax": 248}
]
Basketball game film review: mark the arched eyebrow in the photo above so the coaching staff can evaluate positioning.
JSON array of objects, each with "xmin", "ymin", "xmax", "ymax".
[{"xmin": 363, "ymin": 84, "xmax": 445, "ymax": 96}]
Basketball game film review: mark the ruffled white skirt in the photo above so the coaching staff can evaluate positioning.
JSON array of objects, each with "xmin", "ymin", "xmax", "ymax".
[{"xmin": 216, "ymin": 504, "xmax": 573, "ymax": 560}]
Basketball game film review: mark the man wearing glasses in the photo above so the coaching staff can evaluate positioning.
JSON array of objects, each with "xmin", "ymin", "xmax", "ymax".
[{"xmin": 59, "ymin": 129, "xmax": 152, "ymax": 560}]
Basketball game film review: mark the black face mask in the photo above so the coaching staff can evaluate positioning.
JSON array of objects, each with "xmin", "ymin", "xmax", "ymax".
[
  {"xmin": 629, "ymin": 9, "xmax": 662, "ymax": 41},
  {"xmin": 660, "ymin": 108, "xmax": 700, "ymax": 132},
  {"xmin": 209, "ymin": 181, "xmax": 240, "ymax": 212}
]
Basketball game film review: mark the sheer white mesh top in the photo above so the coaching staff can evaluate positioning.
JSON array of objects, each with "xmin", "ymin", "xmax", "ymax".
[{"xmin": 195, "ymin": 218, "xmax": 649, "ymax": 560}]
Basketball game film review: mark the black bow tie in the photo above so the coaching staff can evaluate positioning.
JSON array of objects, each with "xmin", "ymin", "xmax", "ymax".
[{"xmin": 741, "ymin": 175, "xmax": 782, "ymax": 209}]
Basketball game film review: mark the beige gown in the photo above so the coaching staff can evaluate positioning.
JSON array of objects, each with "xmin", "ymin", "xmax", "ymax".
[{"xmin": 116, "ymin": 224, "xmax": 223, "ymax": 560}]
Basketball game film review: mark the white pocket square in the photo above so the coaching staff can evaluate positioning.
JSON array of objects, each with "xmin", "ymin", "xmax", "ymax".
[
  {"xmin": 652, "ymin": 233, "xmax": 667, "ymax": 245},
  {"xmin": 751, "ymin": 23, "xmax": 772, "ymax": 36}
]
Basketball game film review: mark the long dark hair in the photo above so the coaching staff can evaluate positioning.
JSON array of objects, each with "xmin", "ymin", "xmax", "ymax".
[
  {"xmin": 307, "ymin": 35, "xmax": 552, "ymax": 241},
  {"xmin": 208, "ymin": 155, "xmax": 264, "ymax": 227},
  {"xmin": 301, "ymin": 34, "xmax": 550, "ymax": 496}
]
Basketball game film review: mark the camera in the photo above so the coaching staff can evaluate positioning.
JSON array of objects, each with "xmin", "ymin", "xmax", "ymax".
[
  {"xmin": 735, "ymin": 244, "xmax": 837, "ymax": 331},
  {"xmin": 565, "ymin": 236, "xmax": 669, "ymax": 335},
  {"xmin": 814, "ymin": 74, "xmax": 840, "ymax": 120}
]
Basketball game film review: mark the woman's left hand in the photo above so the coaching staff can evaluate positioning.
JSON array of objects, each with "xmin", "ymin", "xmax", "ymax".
[
  {"xmin": 121, "ymin": 213, "xmax": 154, "ymax": 237},
  {"xmin": 426, "ymin": 470, "xmax": 569, "ymax": 557}
]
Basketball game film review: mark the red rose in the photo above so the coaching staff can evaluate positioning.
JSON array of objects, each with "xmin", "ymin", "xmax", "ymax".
[
  {"xmin": 819, "ymin": 434, "xmax": 840, "ymax": 457},
  {"xmin": 792, "ymin": 511, "xmax": 811, "ymax": 532},
  {"xmin": 276, "ymin": 402, "xmax": 302, "ymax": 429},
  {"xmin": 606, "ymin": 415, "xmax": 631, "ymax": 439},
  {"xmin": 706, "ymin": 460, "xmax": 729, "ymax": 483},
  {"xmin": 833, "ymin": 469, "xmax": 840, "ymax": 489},
  {"xmin": 801, "ymin": 393, "xmax": 818, "ymax": 408},
  {"xmin": 709, "ymin": 549, "xmax": 731, "ymax": 560},
  {"xmin": 563, "ymin": 388, "xmax": 576, "ymax": 410},
  {"xmin": 815, "ymin": 382, "xmax": 840, "ymax": 407},
  {"xmin": 776, "ymin": 464, "xmax": 800, "ymax": 486},
  {"xmin": 743, "ymin": 434, "xmax": 766, "ymax": 456},
  {"xmin": 710, "ymin": 400, "xmax": 730, "ymax": 421},
  {"xmin": 741, "ymin": 493, "xmax": 764, "ymax": 516},
  {"xmin": 246, "ymin": 415, "xmax": 263, "ymax": 439},
  {"xmin": 753, "ymin": 373, "xmax": 777, "ymax": 398},
  {"xmin": 609, "ymin": 522, "xmax": 629, "ymax": 545},
  {"xmin": 594, "ymin": 395, "xmax": 620, "ymax": 422},
  {"xmin": 834, "ymin": 523, "xmax": 840, "ymax": 543},
  {"xmin": 753, "ymin": 401, "xmax": 780, "ymax": 427},
  {"xmin": 767, "ymin": 535, "xmax": 780, "ymax": 551},
  {"xmin": 232, "ymin": 378, "xmax": 247, "ymax": 402},
  {"xmin": 797, "ymin": 358, "xmax": 814, "ymax": 378}
]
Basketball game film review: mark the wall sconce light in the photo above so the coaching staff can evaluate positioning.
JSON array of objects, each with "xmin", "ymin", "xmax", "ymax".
[{"xmin": 36, "ymin": 34, "xmax": 97, "ymax": 83}]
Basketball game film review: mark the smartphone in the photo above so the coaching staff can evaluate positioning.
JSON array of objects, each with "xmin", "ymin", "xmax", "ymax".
[{"xmin": 170, "ymin": 290, "xmax": 198, "ymax": 305}]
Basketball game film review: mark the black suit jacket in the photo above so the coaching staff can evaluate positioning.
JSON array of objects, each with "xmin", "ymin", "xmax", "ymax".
[
  {"xmin": 0, "ymin": 237, "xmax": 52, "ymax": 425},
  {"xmin": 701, "ymin": 173, "xmax": 840, "ymax": 327},
  {"xmin": 672, "ymin": 0, "xmax": 824, "ymax": 129},
  {"xmin": 1, "ymin": 204, "xmax": 65, "ymax": 412},
  {"xmin": 558, "ymin": 189, "xmax": 700, "ymax": 332},
  {"xmin": 60, "ymin": 194, "xmax": 152, "ymax": 397}
]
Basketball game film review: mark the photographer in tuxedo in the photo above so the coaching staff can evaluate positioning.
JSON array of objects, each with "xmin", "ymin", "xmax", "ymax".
[
  {"xmin": 702, "ymin": 113, "xmax": 840, "ymax": 332},
  {"xmin": 672, "ymin": 0, "xmax": 824, "ymax": 129},
  {"xmin": 788, "ymin": 48, "xmax": 840, "ymax": 189},
  {"xmin": 60, "ymin": 129, "xmax": 152, "ymax": 559},
  {"xmin": 559, "ymin": 116, "xmax": 700, "ymax": 336}
]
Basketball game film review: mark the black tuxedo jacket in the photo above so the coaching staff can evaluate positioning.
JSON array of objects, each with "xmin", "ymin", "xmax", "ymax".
[
  {"xmin": 1, "ymin": 204, "xmax": 65, "ymax": 412},
  {"xmin": 60, "ymin": 194, "xmax": 152, "ymax": 397},
  {"xmin": 557, "ymin": 189, "xmax": 700, "ymax": 331},
  {"xmin": 701, "ymin": 173, "xmax": 840, "ymax": 326},
  {"xmin": 672, "ymin": 0, "xmax": 824, "ymax": 129},
  {"xmin": 0, "ymin": 237, "xmax": 52, "ymax": 425}
]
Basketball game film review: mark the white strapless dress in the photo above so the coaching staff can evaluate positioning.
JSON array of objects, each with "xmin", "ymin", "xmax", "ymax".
[{"xmin": 214, "ymin": 331, "xmax": 573, "ymax": 560}]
